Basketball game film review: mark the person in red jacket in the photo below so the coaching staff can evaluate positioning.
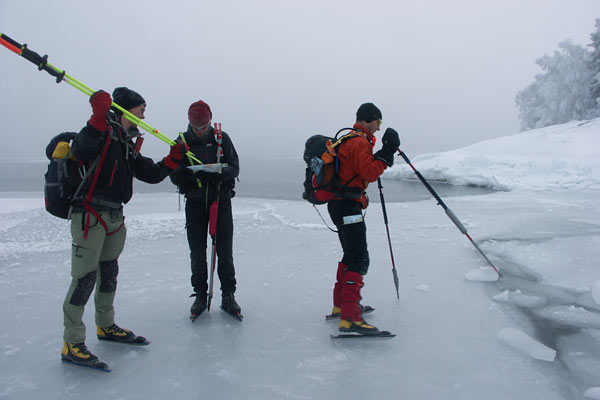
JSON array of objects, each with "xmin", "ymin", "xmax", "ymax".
[{"xmin": 327, "ymin": 102, "xmax": 400, "ymax": 335}]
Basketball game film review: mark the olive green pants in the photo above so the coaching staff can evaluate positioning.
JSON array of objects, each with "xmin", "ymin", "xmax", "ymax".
[{"xmin": 63, "ymin": 210, "xmax": 126, "ymax": 343}]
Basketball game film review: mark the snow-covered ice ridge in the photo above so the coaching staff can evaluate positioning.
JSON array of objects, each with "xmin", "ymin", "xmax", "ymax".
[{"xmin": 386, "ymin": 118, "xmax": 600, "ymax": 191}]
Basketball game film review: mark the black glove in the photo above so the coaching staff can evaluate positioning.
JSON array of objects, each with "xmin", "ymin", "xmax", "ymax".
[
  {"xmin": 374, "ymin": 149, "xmax": 394, "ymax": 167},
  {"xmin": 374, "ymin": 128, "xmax": 400, "ymax": 167},
  {"xmin": 381, "ymin": 128, "xmax": 400, "ymax": 152},
  {"xmin": 194, "ymin": 170, "xmax": 221, "ymax": 182}
]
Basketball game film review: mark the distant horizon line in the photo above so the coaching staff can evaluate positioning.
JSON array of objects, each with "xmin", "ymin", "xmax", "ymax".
[{"xmin": 0, "ymin": 155, "xmax": 304, "ymax": 163}]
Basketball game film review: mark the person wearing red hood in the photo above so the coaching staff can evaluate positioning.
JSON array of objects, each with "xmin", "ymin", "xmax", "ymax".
[
  {"xmin": 169, "ymin": 100, "xmax": 241, "ymax": 321},
  {"xmin": 327, "ymin": 102, "xmax": 400, "ymax": 335}
]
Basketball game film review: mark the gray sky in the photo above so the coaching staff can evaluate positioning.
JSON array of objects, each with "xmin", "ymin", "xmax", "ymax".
[{"xmin": 1, "ymin": 0, "xmax": 599, "ymax": 161}]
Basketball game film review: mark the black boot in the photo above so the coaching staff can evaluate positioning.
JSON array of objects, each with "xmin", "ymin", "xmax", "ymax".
[
  {"xmin": 190, "ymin": 293, "xmax": 207, "ymax": 321},
  {"xmin": 221, "ymin": 293, "xmax": 242, "ymax": 320}
]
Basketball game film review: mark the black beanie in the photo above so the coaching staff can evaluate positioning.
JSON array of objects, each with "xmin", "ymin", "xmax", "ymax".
[
  {"xmin": 112, "ymin": 87, "xmax": 146, "ymax": 115},
  {"xmin": 356, "ymin": 103, "xmax": 382, "ymax": 122}
]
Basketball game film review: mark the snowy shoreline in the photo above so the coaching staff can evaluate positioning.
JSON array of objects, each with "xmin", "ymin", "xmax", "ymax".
[{"xmin": 386, "ymin": 119, "xmax": 600, "ymax": 191}]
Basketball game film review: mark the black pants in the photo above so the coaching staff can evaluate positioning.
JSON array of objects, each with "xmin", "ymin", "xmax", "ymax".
[
  {"xmin": 185, "ymin": 198, "xmax": 236, "ymax": 295},
  {"xmin": 327, "ymin": 199, "xmax": 369, "ymax": 275}
]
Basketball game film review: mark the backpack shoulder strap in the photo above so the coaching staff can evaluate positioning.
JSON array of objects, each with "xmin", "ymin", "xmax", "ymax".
[
  {"xmin": 330, "ymin": 128, "xmax": 364, "ymax": 191},
  {"xmin": 331, "ymin": 127, "xmax": 364, "ymax": 149},
  {"xmin": 84, "ymin": 130, "xmax": 112, "ymax": 204}
]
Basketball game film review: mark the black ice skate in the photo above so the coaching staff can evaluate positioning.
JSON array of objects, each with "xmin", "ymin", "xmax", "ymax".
[{"xmin": 221, "ymin": 293, "xmax": 243, "ymax": 321}]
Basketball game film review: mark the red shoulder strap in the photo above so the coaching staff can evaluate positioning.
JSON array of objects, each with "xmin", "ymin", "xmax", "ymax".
[{"xmin": 85, "ymin": 128, "xmax": 112, "ymax": 203}]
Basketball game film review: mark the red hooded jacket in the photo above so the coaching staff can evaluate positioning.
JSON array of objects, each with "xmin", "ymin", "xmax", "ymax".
[{"xmin": 335, "ymin": 123, "xmax": 388, "ymax": 208}]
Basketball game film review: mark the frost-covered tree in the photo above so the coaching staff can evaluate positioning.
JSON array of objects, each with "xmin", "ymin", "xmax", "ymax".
[
  {"xmin": 516, "ymin": 41, "xmax": 597, "ymax": 131},
  {"xmin": 588, "ymin": 18, "xmax": 600, "ymax": 108}
]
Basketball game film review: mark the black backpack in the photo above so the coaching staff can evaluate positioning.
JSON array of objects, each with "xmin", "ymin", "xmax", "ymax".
[
  {"xmin": 302, "ymin": 128, "xmax": 363, "ymax": 205},
  {"xmin": 44, "ymin": 132, "xmax": 92, "ymax": 219}
]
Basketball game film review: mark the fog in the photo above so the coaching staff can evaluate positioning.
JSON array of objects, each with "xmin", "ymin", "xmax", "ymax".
[{"xmin": 1, "ymin": 0, "xmax": 599, "ymax": 160}]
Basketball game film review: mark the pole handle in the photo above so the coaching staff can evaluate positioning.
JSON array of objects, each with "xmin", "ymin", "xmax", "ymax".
[
  {"xmin": 1, "ymin": 32, "xmax": 202, "ymax": 163},
  {"xmin": 0, "ymin": 33, "xmax": 21, "ymax": 54},
  {"xmin": 1, "ymin": 33, "xmax": 65, "ymax": 82}
]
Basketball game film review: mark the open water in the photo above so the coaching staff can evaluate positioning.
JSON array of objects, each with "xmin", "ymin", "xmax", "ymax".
[{"xmin": 0, "ymin": 158, "xmax": 495, "ymax": 202}]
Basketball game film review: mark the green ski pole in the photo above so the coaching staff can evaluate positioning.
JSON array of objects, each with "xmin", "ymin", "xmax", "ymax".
[{"xmin": 0, "ymin": 32, "xmax": 201, "ymax": 164}]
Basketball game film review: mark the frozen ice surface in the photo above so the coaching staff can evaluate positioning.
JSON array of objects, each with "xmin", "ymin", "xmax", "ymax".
[{"xmin": 2, "ymin": 119, "xmax": 600, "ymax": 399}]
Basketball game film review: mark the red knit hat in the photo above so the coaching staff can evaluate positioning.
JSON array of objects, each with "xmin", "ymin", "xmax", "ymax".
[{"xmin": 188, "ymin": 100, "xmax": 212, "ymax": 127}]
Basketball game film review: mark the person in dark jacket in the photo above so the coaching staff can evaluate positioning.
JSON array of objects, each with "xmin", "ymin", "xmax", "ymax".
[
  {"xmin": 61, "ymin": 88, "xmax": 188, "ymax": 369},
  {"xmin": 327, "ymin": 102, "xmax": 400, "ymax": 335},
  {"xmin": 169, "ymin": 100, "xmax": 241, "ymax": 320}
]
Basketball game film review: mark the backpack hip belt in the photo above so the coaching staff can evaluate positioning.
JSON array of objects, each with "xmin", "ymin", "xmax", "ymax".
[
  {"xmin": 87, "ymin": 196, "xmax": 122, "ymax": 209},
  {"xmin": 331, "ymin": 179, "xmax": 363, "ymax": 200}
]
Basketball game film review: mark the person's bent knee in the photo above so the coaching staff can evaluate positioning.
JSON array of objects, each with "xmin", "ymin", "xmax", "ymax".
[
  {"xmin": 69, "ymin": 271, "xmax": 96, "ymax": 306},
  {"xmin": 99, "ymin": 259, "xmax": 119, "ymax": 293}
]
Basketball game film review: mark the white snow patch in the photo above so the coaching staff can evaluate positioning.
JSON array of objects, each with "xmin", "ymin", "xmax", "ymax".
[
  {"xmin": 386, "ymin": 119, "xmax": 600, "ymax": 190},
  {"xmin": 535, "ymin": 305, "xmax": 600, "ymax": 330},
  {"xmin": 585, "ymin": 387, "xmax": 600, "ymax": 399},
  {"xmin": 465, "ymin": 267, "xmax": 498, "ymax": 282},
  {"xmin": 592, "ymin": 280, "xmax": 600, "ymax": 305},
  {"xmin": 415, "ymin": 284, "xmax": 431, "ymax": 293},
  {"xmin": 123, "ymin": 350, "xmax": 140, "ymax": 360},
  {"xmin": 0, "ymin": 198, "xmax": 43, "ymax": 214},
  {"xmin": 3, "ymin": 344, "xmax": 21, "ymax": 356},
  {"xmin": 493, "ymin": 290, "xmax": 510, "ymax": 302},
  {"xmin": 497, "ymin": 327, "xmax": 556, "ymax": 361},
  {"xmin": 509, "ymin": 292, "xmax": 547, "ymax": 309}
]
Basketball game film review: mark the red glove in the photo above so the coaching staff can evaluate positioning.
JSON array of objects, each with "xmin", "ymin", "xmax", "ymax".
[
  {"xmin": 164, "ymin": 142, "xmax": 190, "ymax": 170},
  {"xmin": 88, "ymin": 90, "xmax": 112, "ymax": 131}
]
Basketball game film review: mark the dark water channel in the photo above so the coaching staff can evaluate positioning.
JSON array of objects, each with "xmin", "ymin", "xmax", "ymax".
[{"xmin": 0, "ymin": 158, "xmax": 497, "ymax": 202}]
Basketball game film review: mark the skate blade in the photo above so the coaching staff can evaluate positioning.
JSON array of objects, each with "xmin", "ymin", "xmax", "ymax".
[
  {"xmin": 331, "ymin": 331, "xmax": 395, "ymax": 339},
  {"xmin": 61, "ymin": 358, "xmax": 111, "ymax": 372},
  {"xmin": 220, "ymin": 306, "xmax": 243, "ymax": 321},
  {"xmin": 190, "ymin": 313, "xmax": 203, "ymax": 323},
  {"xmin": 97, "ymin": 336, "xmax": 150, "ymax": 346}
]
